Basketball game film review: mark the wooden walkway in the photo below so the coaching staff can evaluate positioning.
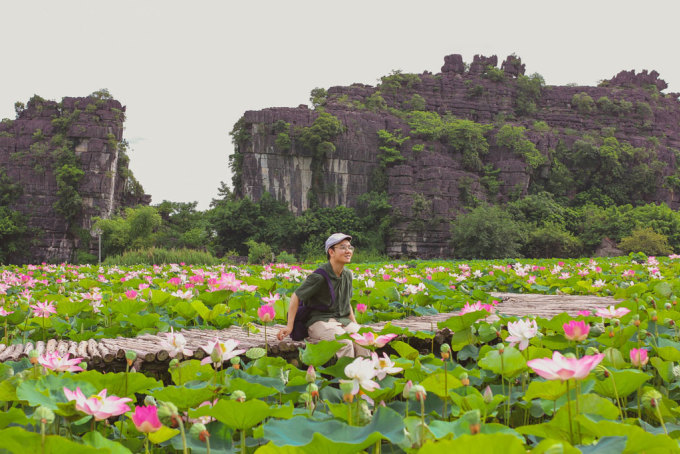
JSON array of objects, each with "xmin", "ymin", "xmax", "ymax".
[{"xmin": 0, "ymin": 292, "xmax": 620, "ymax": 372}]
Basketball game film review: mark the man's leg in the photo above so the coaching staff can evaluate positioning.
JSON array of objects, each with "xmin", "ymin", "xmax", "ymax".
[
  {"xmin": 343, "ymin": 322, "xmax": 371, "ymax": 357},
  {"xmin": 307, "ymin": 318, "xmax": 356, "ymax": 358}
]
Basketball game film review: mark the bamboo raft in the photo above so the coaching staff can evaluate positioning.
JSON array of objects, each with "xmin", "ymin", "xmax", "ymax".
[{"xmin": 0, "ymin": 292, "xmax": 620, "ymax": 373}]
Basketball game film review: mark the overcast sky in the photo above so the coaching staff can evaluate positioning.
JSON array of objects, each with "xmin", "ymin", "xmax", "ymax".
[{"xmin": 2, "ymin": 1, "xmax": 679, "ymax": 210}]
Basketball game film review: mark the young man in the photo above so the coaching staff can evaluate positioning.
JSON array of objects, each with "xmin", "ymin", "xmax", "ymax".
[{"xmin": 276, "ymin": 233, "xmax": 369, "ymax": 358}]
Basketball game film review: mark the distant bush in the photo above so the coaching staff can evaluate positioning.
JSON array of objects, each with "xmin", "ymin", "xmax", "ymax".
[
  {"xmin": 523, "ymin": 223, "xmax": 582, "ymax": 258},
  {"xmin": 450, "ymin": 205, "xmax": 525, "ymax": 259},
  {"xmin": 276, "ymin": 251, "xmax": 297, "ymax": 263},
  {"xmin": 571, "ymin": 92, "xmax": 595, "ymax": 114},
  {"xmin": 483, "ymin": 66, "xmax": 505, "ymax": 82},
  {"xmin": 618, "ymin": 227, "xmax": 673, "ymax": 256},
  {"xmin": 103, "ymin": 247, "xmax": 220, "ymax": 266},
  {"xmin": 245, "ymin": 239, "xmax": 273, "ymax": 264},
  {"xmin": 515, "ymin": 73, "xmax": 544, "ymax": 116}
]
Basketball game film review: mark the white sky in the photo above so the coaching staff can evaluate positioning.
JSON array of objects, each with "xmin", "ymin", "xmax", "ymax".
[{"xmin": 2, "ymin": 1, "xmax": 679, "ymax": 210}]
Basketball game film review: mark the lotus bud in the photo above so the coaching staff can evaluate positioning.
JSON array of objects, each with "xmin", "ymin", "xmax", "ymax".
[
  {"xmin": 306, "ymin": 365, "xmax": 316, "ymax": 383},
  {"xmin": 410, "ymin": 384, "xmax": 427, "ymax": 402},
  {"xmin": 666, "ymin": 318, "xmax": 675, "ymax": 327},
  {"xmin": 169, "ymin": 359, "xmax": 179, "ymax": 369},
  {"xmin": 35, "ymin": 406, "xmax": 55, "ymax": 424},
  {"xmin": 496, "ymin": 343, "xmax": 505, "ymax": 354},
  {"xmin": 29, "ymin": 350, "xmax": 39, "ymax": 365},
  {"xmin": 608, "ymin": 328, "xmax": 615, "ymax": 338},
  {"xmin": 358, "ymin": 400, "xmax": 372, "ymax": 425},
  {"xmin": 483, "ymin": 385, "xmax": 493, "ymax": 404},
  {"xmin": 230, "ymin": 390, "xmax": 246, "ymax": 402},
  {"xmin": 563, "ymin": 352, "xmax": 576, "ymax": 359},
  {"xmin": 340, "ymin": 381, "xmax": 354, "ymax": 402},
  {"xmin": 210, "ymin": 348, "xmax": 222, "ymax": 365},
  {"xmin": 79, "ymin": 361, "xmax": 88, "ymax": 370},
  {"xmin": 585, "ymin": 346, "xmax": 600, "ymax": 356},
  {"xmin": 307, "ymin": 383, "xmax": 319, "ymax": 399},
  {"xmin": 144, "ymin": 395, "xmax": 157, "ymax": 407},
  {"xmin": 279, "ymin": 368, "xmax": 289, "ymax": 385},
  {"xmin": 460, "ymin": 372, "xmax": 469, "ymax": 386},
  {"xmin": 467, "ymin": 409, "xmax": 481, "ymax": 435},
  {"xmin": 638, "ymin": 305, "xmax": 646, "ymax": 312},
  {"xmin": 157, "ymin": 401, "xmax": 179, "ymax": 426},
  {"xmin": 402, "ymin": 380, "xmax": 413, "ymax": 399},
  {"xmin": 650, "ymin": 299, "xmax": 657, "ymax": 309},
  {"xmin": 594, "ymin": 364, "xmax": 609, "ymax": 380},
  {"xmin": 189, "ymin": 423, "xmax": 210, "ymax": 443},
  {"xmin": 613, "ymin": 319, "xmax": 620, "ymax": 327},
  {"xmin": 440, "ymin": 343, "xmax": 451, "ymax": 360},
  {"xmin": 230, "ymin": 356, "xmax": 240, "ymax": 369},
  {"xmin": 665, "ymin": 302, "xmax": 672, "ymax": 310},
  {"xmin": 673, "ymin": 300, "xmax": 678, "ymax": 307},
  {"xmin": 126, "ymin": 350, "xmax": 137, "ymax": 367},
  {"xmin": 299, "ymin": 392, "xmax": 312, "ymax": 405},
  {"xmin": 638, "ymin": 328, "xmax": 648, "ymax": 338},
  {"xmin": 650, "ymin": 310, "xmax": 658, "ymax": 322},
  {"xmin": 642, "ymin": 389, "xmax": 663, "ymax": 409}
]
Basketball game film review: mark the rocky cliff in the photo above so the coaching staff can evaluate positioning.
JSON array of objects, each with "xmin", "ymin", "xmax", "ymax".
[
  {"xmin": 0, "ymin": 93, "xmax": 148, "ymax": 263},
  {"xmin": 232, "ymin": 54, "xmax": 680, "ymax": 258}
]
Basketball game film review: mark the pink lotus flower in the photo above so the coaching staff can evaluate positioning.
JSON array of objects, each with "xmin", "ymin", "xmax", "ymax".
[
  {"xmin": 261, "ymin": 292, "xmax": 281, "ymax": 305},
  {"xmin": 257, "ymin": 304, "xmax": 275, "ymax": 323},
  {"xmin": 0, "ymin": 307, "xmax": 13, "ymax": 316},
  {"xmin": 527, "ymin": 275, "xmax": 537, "ymax": 284},
  {"xmin": 200, "ymin": 338, "xmax": 246, "ymax": 366},
  {"xmin": 458, "ymin": 301, "xmax": 495, "ymax": 316},
  {"xmin": 630, "ymin": 348, "xmax": 649, "ymax": 367},
  {"xmin": 505, "ymin": 319, "xmax": 538, "ymax": 351},
  {"xmin": 595, "ymin": 306, "xmax": 631, "ymax": 319},
  {"xmin": 349, "ymin": 332, "xmax": 398, "ymax": 348},
  {"xmin": 356, "ymin": 303, "xmax": 367, "ymax": 314},
  {"xmin": 63, "ymin": 387, "xmax": 132, "ymax": 420},
  {"xmin": 340, "ymin": 357, "xmax": 380, "ymax": 395},
  {"xmin": 131, "ymin": 405, "xmax": 162, "ymax": 433},
  {"xmin": 124, "ymin": 290, "xmax": 138, "ymax": 300},
  {"xmin": 577, "ymin": 310, "xmax": 592, "ymax": 317},
  {"xmin": 563, "ymin": 320, "xmax": 590, "ymax": 342},
  {"xmin": 38, "ymin": 352, "xmax": 84, "ymax": 372},
  {"xmin": 30, "ymin": 300, "xmax": 56, "ymax": 318},
  {"xmin": 527, "ymin": 351, "xmax": 604, "ymax": 381}
]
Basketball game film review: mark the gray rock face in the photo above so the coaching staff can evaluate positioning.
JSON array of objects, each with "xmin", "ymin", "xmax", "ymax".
[
  {"xmin": 0, "ymin": 95, "xmax": 147, "ymax": 263},
  {"xmin": 233, "ymin": 54, "xmax": 680, "ymax": 258}
]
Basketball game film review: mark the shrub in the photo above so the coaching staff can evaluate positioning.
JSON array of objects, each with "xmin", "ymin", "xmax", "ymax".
[
  {"xmin": 275, "ymin": 132, "xmax": 291, "ymax": 151},
  {"xmin": 103, "ymin": 247, "xmax": 220, "ymax": 265},
  {"xmin": 523, "ymin": 223, "xmax": 582, "ymax": 258},
  {"xmin": 515, "ymin": 73, "xmax": 544, "ymax": 116},
  {"xmin": 571, "ymin": 92, "xmax": 595, "ymax": 114},
  {"xmin": 404, "ymin": 94, "xmax": 426, "ymax": 111},
  {"xmin": 618, "ymin": 227, "xmax": 673, "ymax": 255},
  {"xmin": 245, "ymin": 239, "xmax": 273, "ymax": 264},
  {"xmin": 450, "ymin": 205, "xmax": 526, "ymax": 259},
  {"xmin": 495, "ymin": 125, "xmax": 545, "ymax": 169},
  {"xmin": 483, "ymin": 66, "xmax": 505, "ymax": 82},
  {"xmin": 309, "ymin": 88, "xmax": 327, "ymax": 108},
  {"xmin": 276, "ymin": 251, "xmax": 297, "ymax": 263}
]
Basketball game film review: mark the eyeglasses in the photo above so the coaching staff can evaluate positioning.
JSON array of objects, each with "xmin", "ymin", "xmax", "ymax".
[{"xmin": 333, "ymin": 245, "xmax": 355, "ymax": 252}]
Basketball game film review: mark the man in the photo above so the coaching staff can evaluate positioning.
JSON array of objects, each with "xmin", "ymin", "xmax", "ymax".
[{"xmin": 277, "ymin": 233, "xmax": 369, "ymax": 358}]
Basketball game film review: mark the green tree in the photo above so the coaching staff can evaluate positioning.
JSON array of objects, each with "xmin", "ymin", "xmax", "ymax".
[
  {"xmin": 515, "ymin": 73, "xmax": 544, "ymax": 116},
  {"xmin": 93, "ymin": 206, "xmax": 162, "ymax": 257},
  {"xmin": 450, "ymin": 205, "xmax": 525, "ymax": 259},
  {"xmin": 0, "ymin": 169, "xmax": 30, "ymax": 263},
  {"xmin": 618, "ymin": 227, "xmax": 672, "ymax": 255}
]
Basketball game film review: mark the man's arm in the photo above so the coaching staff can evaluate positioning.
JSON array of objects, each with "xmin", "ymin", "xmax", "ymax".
[
  {"xmin": 277, "ymin": 292, "xmax": 300, "ymax": 341},
  {"xmin": 348, "ymin": 303, "xmax": 357, "ymax": 324}
]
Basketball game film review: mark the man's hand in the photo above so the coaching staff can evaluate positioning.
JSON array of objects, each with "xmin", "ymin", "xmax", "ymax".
[{"xmin": 277, "ymin": 326, "xmax": 292, "ymax": 341}]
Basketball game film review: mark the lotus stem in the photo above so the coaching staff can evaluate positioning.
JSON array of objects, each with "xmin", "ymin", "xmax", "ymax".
[
  {"xmin": 655, "ymin": 403, "xmax": 668, "ymax": 435},
  {"xmin": 264, "ymin": 324, "xmax": 268, "ymax": 356},
  {"xmin": 420, "ymin": 396, "xmax": 426, "ymax": 447},
  {"xmin": 565, "ymin": 380, "xmax": 574, "ymax": 445},
  {"xmin": 41, "ymin": 420, "xmax": 46, "ymax": 454},
  {"xmin": 241, "ymin": 428, "xmax": 246, "ymax": 454},
  {"xmin": 178, "ymin": 417, "xmax": 188, "ymax": 454},
  {"xmin": 443, "ymin": 360, "xmax": 448, "ymax": 421}
]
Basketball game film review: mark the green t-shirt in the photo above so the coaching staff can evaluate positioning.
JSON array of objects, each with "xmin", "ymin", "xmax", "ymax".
[{"xmin": 294, "ymin": 262, "xmax": 353, "ymax": 328}]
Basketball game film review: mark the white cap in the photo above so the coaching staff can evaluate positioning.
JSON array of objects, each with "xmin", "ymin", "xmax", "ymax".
[{"xmin": 324, "ymin": 233, "xmax": 352, "ymax": 253}]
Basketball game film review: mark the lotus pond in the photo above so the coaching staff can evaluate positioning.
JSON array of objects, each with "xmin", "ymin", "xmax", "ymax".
[{"xmin": 1, "ymin": 255, "xmax": 680, "ymax": 452}]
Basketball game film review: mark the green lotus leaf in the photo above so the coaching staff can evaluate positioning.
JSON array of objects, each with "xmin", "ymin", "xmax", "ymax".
[
  {"xmin": 73, "ymin": 370, "xmax": 161, "ymax": 398},
  {"xmin": 529, "ymin": 439, "xmax": 580, "ymax": 454},
  {"xmin": 479, "ymin": 346, "xmax": 526, "ymax": 378},
  {"xmin": 317, "ymin": 356, "xmax": 354, "ymax": 379},
  {"xmin": 392, "ymin": 340, "xmax": 419, "ymax": 360},
  {"xmin": 300, "ymin": 340, "xmax": 343, "ymax": 367},
  {"xmin": 593, "ymin": 369, "xmax": 651, "ymax": 399},
  {"xmin": 17, "ymin": 375, "xmax": 97, "ymax": 410},
  {"xmin": 230, "ymin": 369, "xmax": 286, "ymax": 393},
  {"xmin": 524, "ymin": 379, "xmax": 567, "ymax": 402},
  {"xmin": 148, "ymin": 426, "xmax": 180, "ymax": 444},
  {"xmin": 0, "ymin": 426, "xmax": 106, "ymax": 453},
  {"xmin": 198, "ymin": 289, "xmax": 231, "ymax": 307},
  {"xmin": 82, "ymin": 431, "xmax": 133, "ymax": 454},
  {"xmin": 651, "ymin": 357, "xmax": 674, "ymax": 383},
  {"xmin": 246, "ymin": 347, "xmax": 266, "ymax": 359},
  {"xmin": 113, "ymin": 298, "xmax": 147, "ymax": 316},
  {"xmin": 151, "ymin": 385, "xmax": 215, "ymax": 410},
  {"xmin": 418, "ymin": 433, "xmax": 525, "ymax": 453},
  {"xmin": 169, "ymin": 300, "xmax": 197, "ymax": 319},
  {"xmin": 438, "ymin": 311, "xmax": 487, "ymax": 332},
  {"xmin": 226, "ymin": 377, "xmax": 278, "ymax": 399},
  {"xmin": 420, "ymin": 372, "xmax": 462, "ymax": 398},
  {"xmin": 189, "ymin": 398, "xmax": 271, "ymax": 430},
  {"xmin": 57, "ymin": 299, "xmax": 91, "ymax": 316},
  {"xmin": 0, "ymin": 407, "xmax": 29, "ymax": 428},
  {"xmin": 577, "ymin": 415, "xmax": 678, "ymax": 453},
  {"xmin": 263, "ymin": 406, "xmax": 405, "ymax": 452},
  {"xmin": 578, "ymin": 436, "xmax": 628, "ymax": 454},
  {"xmin": 171, "ymin": 360, "xmax": 214, "ymax": 385}
]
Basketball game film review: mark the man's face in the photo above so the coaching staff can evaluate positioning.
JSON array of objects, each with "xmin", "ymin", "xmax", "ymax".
[{"xmin": 330, "ymin": 239, "xmax": 354, "ymax": 264}]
